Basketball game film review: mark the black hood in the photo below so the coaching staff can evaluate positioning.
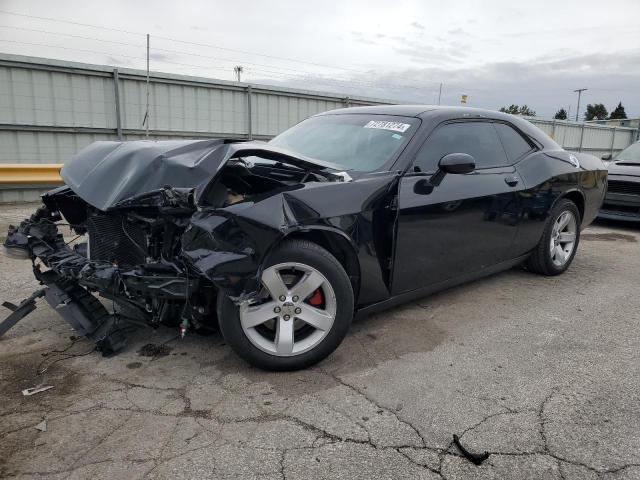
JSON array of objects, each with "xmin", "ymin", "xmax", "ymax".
[{"xmin": 60, "ymin": 139, "xmax": 344, "ymax": 211}]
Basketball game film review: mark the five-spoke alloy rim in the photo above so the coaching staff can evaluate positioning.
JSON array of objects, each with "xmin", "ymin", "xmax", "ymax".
[
  {"xmin": 550, "ymin": 210, "xmax": 577, "ymax": 267},
  {"xmin": 239, "ymin": 262, "xmax": 337, "ymax": 356}
]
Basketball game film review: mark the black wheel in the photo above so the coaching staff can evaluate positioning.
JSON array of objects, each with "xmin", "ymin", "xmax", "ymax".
[
  {"xmin": 526, "ymin": 198, "xmax": 581, "ymax": 276},
  {"xmin": 217, "ymin": 239, "xmax": 354, "ymax": 371}
]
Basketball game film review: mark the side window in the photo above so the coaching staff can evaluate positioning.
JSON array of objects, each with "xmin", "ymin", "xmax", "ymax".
[
  {"xmin": 493, "ymin": 123, "xmax": 534, "ymax": 162},
  {"xmin": 413, "ymin": 121, "xmax": 508, "ymax": 172}
]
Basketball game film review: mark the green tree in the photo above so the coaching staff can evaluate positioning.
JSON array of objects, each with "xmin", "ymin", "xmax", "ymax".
[
  {"xmin": 553, "ymin": 108, "xmax": 568, "ymax": 120},
  {"xmin": 499, "ymin": 104, "xmax": 536, "ymax": 116},
  {"xmin": 499, "ymin": 104, "xmax": 520, "ymax": 114},
  {"xmin": 517, "ymin": 105, "xmax": 536, "ymax": 116},
  {"xmin": 584, "ymin": 103, "xmax": 608, "ymax": 121},
  {"xmin": 609, "ymin": 102, "xmax": 627, "ymax": 120}
]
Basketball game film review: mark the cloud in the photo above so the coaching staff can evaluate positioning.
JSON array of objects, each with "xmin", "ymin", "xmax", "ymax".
[
  {"xmin": 350, "ymin": 30, "xmax": 471, "ymax": 65},
  {"xmin": 105, "ymin": 56, "xmax": 134, "ymax": 67},
  {"xmin": 410, "ymin": 21, "xmax": 425, "ymax": 30},
  {"xmin": 249, "ymin": 48, "xmax": 640, "ymax": 118},
  {"xmin": 392, "ymin": 44, "xmax": 469, "ymax": 65},
  {"xmin": 149, "ymin": 52, "xmax": 174, "ymax": 62},
  {"xmin": 354, "ymin": 37, "xmax": 381, "ymax": 46}
]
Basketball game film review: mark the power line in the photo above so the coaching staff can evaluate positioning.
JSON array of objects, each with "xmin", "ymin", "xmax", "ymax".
[
  {"xmin": 0, "ymin": 37, "xmax": 443, "ymax": 95},
  {"xmin": 0, "ymin": 39, "xmax": 422, "ymax": 97},
  {"xmin": 151, "ymin": 35, "xmax": 369, "ymax": 74},
  {"xmin": 2, "ymin": 8, "xmax": 637, "ymax": 105},
  {"xmin": 0, "ymin": 25, "xmax": 145, "ymax": 48},
  {"xmin": 0, "ymin": 9, "xmax": 485, "ymax": 95},
  {"xmin": 0, "ymin": 39, "xmax": 232, "ymax": 74},
  {"xmin": 0, "ymin": 25, "xmax": 353, "ymax": 77},
  {"xmin": 0, "ymin": 9, "xmax": 144, "ymax": 36},
  {"xmin": 0, "ymin": 9, "xmax": 369, "ymax": 74}
]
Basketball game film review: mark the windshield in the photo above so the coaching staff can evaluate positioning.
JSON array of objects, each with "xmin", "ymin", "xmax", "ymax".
[
  {"xmin": 269, "ymin": 114, "xmax": 420, "ymax": 172},
  {"xmin": 615, "ymin": 142, "xmax": 640, "ymax": 164}
]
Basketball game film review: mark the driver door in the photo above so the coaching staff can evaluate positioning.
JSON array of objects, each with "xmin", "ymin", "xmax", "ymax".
[{"xmin": 391, "ymin": 120, "xmax": 523, "ymax": 294}]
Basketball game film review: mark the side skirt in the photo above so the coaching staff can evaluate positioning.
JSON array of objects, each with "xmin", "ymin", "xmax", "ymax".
[{"xmin": 354, "ymin": 254, "xmax": 529, "ymax": 321}]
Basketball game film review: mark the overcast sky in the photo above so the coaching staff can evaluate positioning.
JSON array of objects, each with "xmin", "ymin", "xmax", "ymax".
[{"xmin": 1, "ymin": 0, "xmax": 639, "ymax": 118}]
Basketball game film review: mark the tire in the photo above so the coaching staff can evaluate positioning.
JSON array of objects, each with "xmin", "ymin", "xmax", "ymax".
[
  {"xmin": 217, "ymin": 239, "xmax": 354, "ymax": 371},
  {"xmin": 525, "ymin": 198, "xmax": 581, "ymax": 276}
]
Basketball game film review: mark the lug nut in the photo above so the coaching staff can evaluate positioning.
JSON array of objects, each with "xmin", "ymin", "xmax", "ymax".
[
  {"xmin": 283, "ymin": 314, "xmax": 291, "ymax": 320},
  {"xmin": 292, "ymin": 295, "xmax": 299, "ymax": 302},
  {"xmin": 274, "ymin": 306, "xmax": 281, "ymax": 313},
  {"xmin": 279, "ymin": 295, "xmax": 286, "ymax": 301},
  {"xmin": 295, "ymin": 307, "xmax": 302, "ymax": 314}
]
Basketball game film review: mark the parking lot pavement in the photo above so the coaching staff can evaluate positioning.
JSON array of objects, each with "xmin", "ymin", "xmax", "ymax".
[{"xmin": 1, "ymin": 202, "xmax": 639, "ymax": 480}]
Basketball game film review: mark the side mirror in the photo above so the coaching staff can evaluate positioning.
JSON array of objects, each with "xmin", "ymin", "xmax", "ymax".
[
  {"xmin": 439, "ymin": 153, "xmax": 476, "ymax": 174},
  {"xmin": 601, "ymin": 153, "xmax": 612, "ymax": 161}
]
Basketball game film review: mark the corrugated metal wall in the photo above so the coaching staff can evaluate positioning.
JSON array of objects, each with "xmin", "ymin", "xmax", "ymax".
[
  {"xmin": 529, "ymin": 118, "xmax": 637, "ymax": 158},
  {"xmin": 0, "ymin": 53, "xmax": 388, "ymax": 169},
  {"xmin": 1, "ymin": 53, "xmax": 638, "ymax": 203}
]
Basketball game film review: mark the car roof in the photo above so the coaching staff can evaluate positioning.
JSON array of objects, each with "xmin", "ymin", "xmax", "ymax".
[
  {"xmin": 318, "ymin": 105, "xmax": 438, "ymax": 117},
  {"xmin": 319, "ymin": 104, "xmax": 516, "ymax": 120},
  {"xmin": 317, "ymin": 105, "xmax": 561, "ymax": 150}
]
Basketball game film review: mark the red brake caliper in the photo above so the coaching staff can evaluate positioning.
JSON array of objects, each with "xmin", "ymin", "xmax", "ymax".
[{"xmin": 307, "ymin": 288, "xmax": 323, "ymax": 306}]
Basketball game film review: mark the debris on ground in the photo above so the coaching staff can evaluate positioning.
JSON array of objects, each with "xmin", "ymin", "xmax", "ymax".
[
  {"xmin": 22, "ymin": 385, "xmax": 54, "ymax": 396},
  {"xmin": 137, "ymin": 343, "xmax": 172, "ymax": 358},
  {"xmin": 34, "ymin": 420, "xmax": 47, "ymax": 432},
  {"xmin": 453, "ymin": 434, "xmax": 490, "ymax": 465}
]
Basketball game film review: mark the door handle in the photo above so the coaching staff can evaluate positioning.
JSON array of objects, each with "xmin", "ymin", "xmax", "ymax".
[{"xmin": 504, "ymin": 176, "xmax": 519, "ymax": 187}]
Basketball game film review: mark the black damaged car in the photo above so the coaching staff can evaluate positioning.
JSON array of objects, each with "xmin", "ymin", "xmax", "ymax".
[{"xmin": 2, "ymin": 106, "xmax": 607, "ymax": 370}]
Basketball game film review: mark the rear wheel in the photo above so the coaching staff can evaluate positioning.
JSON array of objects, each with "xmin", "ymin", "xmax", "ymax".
[
  {"xmin": 217, "ymin": 239, "xmax": 353, "ymax": 371},
  {"xmin": 526, "ymin": 198, "xmax": 580, "ymax": 276}
]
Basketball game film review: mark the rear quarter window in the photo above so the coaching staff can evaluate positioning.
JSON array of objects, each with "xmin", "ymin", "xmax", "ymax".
[{"xmin": 494, "ymin": 123, "xmax": 534, "ymax": 162}]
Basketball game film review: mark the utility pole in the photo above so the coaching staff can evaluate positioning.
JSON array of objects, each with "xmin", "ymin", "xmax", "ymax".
[
  {"xmin": 573, "ymin": 88, "xmax": 587, "ymax": 121},
  {"xmin": 437, "ymin": 82, "xmax": 442, "ymax": 105},
  {"xmin": 145, "ymin": 33, "xmax": 150, "ymax": 138},
  {"xmin": 234, "ymin": 65, "xmax": 244, "ymax": 83}
]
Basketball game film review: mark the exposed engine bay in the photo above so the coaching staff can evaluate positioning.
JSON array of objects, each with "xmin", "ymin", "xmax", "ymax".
[{"xmin": 1, "ymin": 139, "xmax": 348, "ymax": 355}]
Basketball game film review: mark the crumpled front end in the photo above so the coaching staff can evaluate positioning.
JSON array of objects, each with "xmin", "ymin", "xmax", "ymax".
[
  {"xmin": 2, "ymin": 186, "xmax": 214, "ymax": 354},
  {"xmin": 1, "ymin": 139, "xmax": 354, "ymax": 355}
]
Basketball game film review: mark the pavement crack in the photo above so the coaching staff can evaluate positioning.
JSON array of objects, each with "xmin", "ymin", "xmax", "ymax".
[
  {"xmin": 318, "ymin": 368, "xmax": 429, "ymax": 449},
  {"xmin": 457, "ymin": 408, "xmax": 519, "ymax": 441},
  {"xmin": 397, "ymin": 447, "xmax": 445, "ymax": 478},
  {"xmin": 538, "ymin": 387, "xmax": 558, "ymax": 455},
  {"xmin": 279, "ymin": 449, "xmax": 287, "ymax": 480}
]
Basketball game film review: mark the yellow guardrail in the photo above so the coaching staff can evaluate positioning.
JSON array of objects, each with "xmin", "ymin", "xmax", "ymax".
[{"xmin": 0, "ymin": 164, "xmax": 64, "ymax": 185}]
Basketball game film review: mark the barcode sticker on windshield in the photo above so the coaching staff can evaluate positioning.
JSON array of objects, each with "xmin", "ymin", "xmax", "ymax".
[{"xmin": 364, "ymin": 121, "xmax": 411, "ymax": 133}]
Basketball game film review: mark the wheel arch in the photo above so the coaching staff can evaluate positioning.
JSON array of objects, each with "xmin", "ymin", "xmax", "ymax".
[
  {"xmin": 274, "ymin": 227, "xmax": 361, "ymax": 304},
  {"xmin": 558, "ymin": 189, "xmax": 586, "ymax": 224}
]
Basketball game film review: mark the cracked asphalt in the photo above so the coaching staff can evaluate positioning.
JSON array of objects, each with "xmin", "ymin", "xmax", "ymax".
[{"xmin": 1, "ymin": 203, "xmax": 639, "ymax": 479}]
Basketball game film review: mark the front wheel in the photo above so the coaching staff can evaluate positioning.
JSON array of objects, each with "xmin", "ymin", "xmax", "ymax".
[
  {"xmin": 217, "ymin": 239, "xmax": 354, "ymax": 371},
  {"xmin": 525, "ymin": 198, "xmax": 581, "ymax": 276}
]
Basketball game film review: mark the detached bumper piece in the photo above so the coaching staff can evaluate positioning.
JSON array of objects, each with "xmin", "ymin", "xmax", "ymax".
[
  {"xmin": 0, "ymin": 288, "xmax": 46, "ymax": 337},
  {"xmin": 0, "ymin": 274, "xmax": 127, "ymax": 356},
  {"xmin": 42, "ymin": 276, "xmax": 127, "ymax": 356}
]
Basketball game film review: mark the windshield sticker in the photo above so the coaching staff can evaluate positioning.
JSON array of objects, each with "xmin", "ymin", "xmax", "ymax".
[
  {"xmin": 364, "ymin": 120, "xmax": 411, "ymax": 133},
  {"xmin": 391, "ymin": 133, "xmax": 402, "ymax": 140}
]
